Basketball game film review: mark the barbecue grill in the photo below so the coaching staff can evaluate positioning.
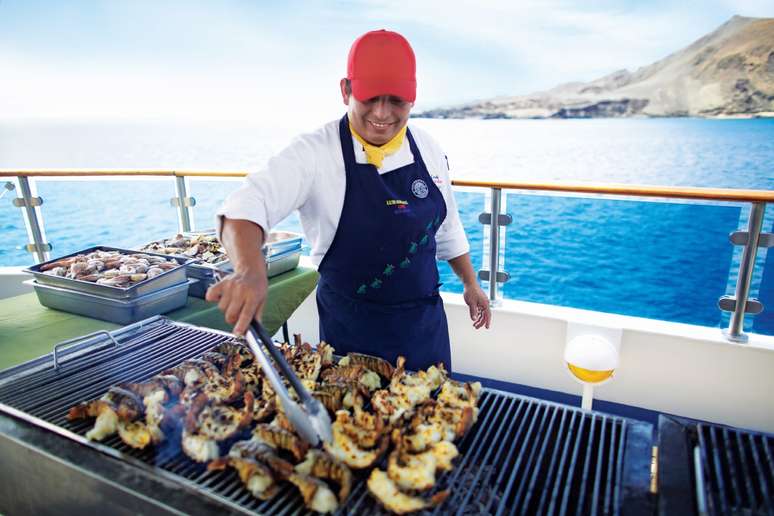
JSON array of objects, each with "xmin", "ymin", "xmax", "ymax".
[
  {"xmin": 657, "ymin": 414, "xmax": 774, "ymax": 516},
  {"xmin": 0, "ymin": 317, "xmax": 654, "ymax": 515}
]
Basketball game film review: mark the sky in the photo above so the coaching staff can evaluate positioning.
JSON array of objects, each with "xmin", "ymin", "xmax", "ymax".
[{"xmin": 1, "ymin": 0, "xmax": 771, "ymax": 123}]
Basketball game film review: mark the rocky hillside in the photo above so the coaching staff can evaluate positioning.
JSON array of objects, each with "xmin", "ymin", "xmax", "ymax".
[{"xmin": 417, "ymin": 16, "xmax": 774, "ymax": 119}]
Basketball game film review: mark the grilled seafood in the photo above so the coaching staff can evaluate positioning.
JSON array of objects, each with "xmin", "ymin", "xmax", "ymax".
[
  {"xmin": 201, "ymin": 364, "xmax": 245, "ymax": 404},
  {"xmin": 117, "ymin": 419, "xmax": 153, "ymax": 449},
  {"xmin": 200, "ymin": 350, "xmax": 228, "ymax": 371},
  {"xmin": 295, "ymin": 449, "xmax": 353, "ymax": 503},
  {"xmin": 339, "ymin": 352, "xmax": 395, "ymax": 379},
  {"xmin": 65, "ymin": 333, "xmax": 481, "ymax": 513},
  {"xmin": 389, "ymin": 357, "xmax": 440, "ymax": 406},
  {"xmin": 117, "ymin": 381, "xmax": 175, "ymax": 445},
  {"xmin": 185, "ymin": 392, "xmax": 253, "ymax": 441},
  {"xmin": 170, "ymin": 358, "xmax": 244, "ymax": 405},
  {"xmin": 68, "ymin": 386, "xmax": 144, "ymax": 441},
  {"xmin": 122, "ymin": 374, "xmax": 183, "ymax": 400},
  {"xmin": 314, "ymin": 380, "xmax": 369, "ymax": 409},
  {"xmin": 367, "ymin": 469, "xmax": 449, "ymax": 514},
  {"xmin": 324, "ymin": 416, "xmax": 390, "ymax": 469},
  {"xmin": 438, "ymin": 379, "xmax": 482, "ymax": 411},
  {"xmin": 164, "ymin": 359, "xmax": 220, "ymax": 389},
  {"xmin": 143, "ymin": 389, "xmax": 168, "ymax": 443},
  {"xmin": 288, "ymin": 473, "xmax": 339, "ymax": 514},
  {"xmin": 410, "ymin": 400, "xmax": 475, "ymax": 442},
  {"xmin": 227, "ymin": 439, "xmax": 294, "ymax": 478},
  {"xmin": 252, "ymin": 423, "xmax": 308, "ymax": 461},
  {"xmin": 286, "ymin": 341, "xmax": 322, "ymax": 381},
  {"xmin": 316, "ymin": 341, "xmax": 335, "ymax": 368},
  {"xmin": 431, "ymin": 440, "xmax": 459, "ymax": 471},
  {"xmin": 252, "ymin": 396, "xmax": 276, "ymax": 422},
  {"xmin": 270, "ymin": 412, "xmax": 295, "ymax": 433},
  {"xmin": 396, "ymin": 420, "xmax": 442, "ymax": 453},
  {"xmin": 181, "ymin": 431, "xmax": 220, "ymax": 462},
  {"xmin": 208, "ymin": 438, "xmax": 291, "ymax": 500},
  {"xmin": 312, "ymin": 389, "xmax": 344, "ymax": 414},
  {"xmin": 371, "ymin": 388, "xmax": 414, "ymax": 423},
  {"xmin": 387, "ymin": 445, "xmax": 437, "ymax": 491},
  {"xmin": 334, "ymin": 410, "xmax": 385, "ymax": 449},
  {"xmin": 182, "ymin": 392, "xmax": 253, "ymax": 462},
  {"xmin": 208, "ymin": 454, "xmax": 278, "ymax": 500},
  {"xmin": 386, "ymin": 437, "xmax": 459, "ymax": 491},
  {"xmin": 320, "ymin": 364, "xmax": 381, "ymax": 391}
]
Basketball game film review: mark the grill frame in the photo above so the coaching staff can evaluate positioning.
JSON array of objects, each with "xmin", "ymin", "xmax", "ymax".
[
  {"xmin": 0, "ymin": 317, "xmax": 654, "ymax": 515},
  {"xmin": 657, "ymin": 414, "xmax": 774, "ymax": 516}
]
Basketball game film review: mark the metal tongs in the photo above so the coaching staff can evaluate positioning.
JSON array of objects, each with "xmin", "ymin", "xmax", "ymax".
[
  {"xmin": 208, "ymin": 268, "xmax": 332, "ymax": 446},
  {"xmin": 244, "ymin": 320, "xmax": 332, "ymax": 446}
]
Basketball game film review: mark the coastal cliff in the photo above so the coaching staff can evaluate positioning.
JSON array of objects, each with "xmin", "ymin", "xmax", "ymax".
[{"xmin": 416, "ymin": 16, "xmax": 774, "ymax": 119}]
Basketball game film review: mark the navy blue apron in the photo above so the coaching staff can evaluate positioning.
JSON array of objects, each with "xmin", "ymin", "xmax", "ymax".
[{"xmin": 316, "ymin": 115, "xmax": 451, "ymax": 372}]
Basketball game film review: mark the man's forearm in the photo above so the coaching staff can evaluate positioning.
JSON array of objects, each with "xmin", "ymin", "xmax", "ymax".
[
  {"xmin": 221, "ymin": 218, "xmax": 266, "ymax": 274},
  {"xmin": 448, "ymin": 252, "xmax": 477, "ymax": 288}
]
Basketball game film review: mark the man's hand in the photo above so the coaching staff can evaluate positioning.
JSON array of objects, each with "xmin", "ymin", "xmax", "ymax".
[
  {"xmin": 463, "ymin": 284, "xmax": 491, "ymax": 329},
  {"xmin": 448, "ymin": 252, "xmax": 492, "ymax": 330},
  {"xmin": 206, "ymin": 268, "xmax": 268, "ymax": 336},
  {"xmin": 210, "ymin": 218, "xmax": 268, "ymax": 336}
]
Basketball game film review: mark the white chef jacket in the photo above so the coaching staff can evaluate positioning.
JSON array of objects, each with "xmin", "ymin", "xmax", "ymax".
[{"xmin": 216, "ymin": 118, "xmax": 469, "ymax": 266}]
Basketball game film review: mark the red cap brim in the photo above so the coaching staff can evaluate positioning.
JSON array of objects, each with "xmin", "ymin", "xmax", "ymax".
[{"xmin": 350, "ymin": 77, "xmax": 416, "ymax": 103}]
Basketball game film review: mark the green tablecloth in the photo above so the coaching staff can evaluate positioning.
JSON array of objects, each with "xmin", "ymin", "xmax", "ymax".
[{"xmin": 0, "ymin": 267, "xmax": 319, "ymax": 370}]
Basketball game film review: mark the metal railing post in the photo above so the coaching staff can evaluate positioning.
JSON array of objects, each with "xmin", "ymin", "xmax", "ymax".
[
  {"xmin": 171, "ymin": 175, "xmax": 196, "ymax": 233},
  {"xmin": 488, "ymin": 188, "xmax": 502, "ymax": 301},
  {"xmin": 477, "ymin": 187, "xmax": 512, "ymax": 303},
  {"xmin": 722, "ymin": 201, "xmax": 768, "ymax": 342},
  {"xmin": 13, "ymin": 176, "xmax": 51, "ymax": 263}
]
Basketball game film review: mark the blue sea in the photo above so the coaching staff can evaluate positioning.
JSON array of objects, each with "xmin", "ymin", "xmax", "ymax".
[{"xmin": 1, "ymin": 118, "xmax": 773, "ymax": 335}]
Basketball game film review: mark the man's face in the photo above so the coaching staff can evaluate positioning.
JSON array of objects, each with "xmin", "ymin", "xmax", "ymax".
[{"xmin": 340, "ymin": 79, "xmax": 413, "ymax": 146}]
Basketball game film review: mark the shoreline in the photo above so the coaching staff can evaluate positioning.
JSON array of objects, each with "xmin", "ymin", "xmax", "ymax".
[{"xmin": 413, "ymin": 112, "xmax": 774, "ymax": 120}]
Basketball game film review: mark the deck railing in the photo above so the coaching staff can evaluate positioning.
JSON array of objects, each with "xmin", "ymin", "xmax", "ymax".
[{"xmin": 2, "ymin": 169, "xmax": 773, "ymax": 343}]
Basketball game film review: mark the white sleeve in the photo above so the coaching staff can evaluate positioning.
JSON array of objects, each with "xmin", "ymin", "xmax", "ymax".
[
  {"xmin": 434, "ymin": 156, "xmax": 470, "ymax": 261},
  {"xmin": 215, "ymin": 136, "xmax": 317, "ymax": 238}
]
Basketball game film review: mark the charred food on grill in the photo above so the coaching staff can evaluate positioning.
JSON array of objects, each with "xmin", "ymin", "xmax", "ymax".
[{"xmin": 67, "ymin": 339, "xmax": 481, "ymax": 514}]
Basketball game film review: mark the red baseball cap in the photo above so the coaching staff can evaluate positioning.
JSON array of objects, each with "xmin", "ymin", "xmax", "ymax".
[{"xmin": 347, "ymin": 30, "xmax": 416, "ymax": 103}]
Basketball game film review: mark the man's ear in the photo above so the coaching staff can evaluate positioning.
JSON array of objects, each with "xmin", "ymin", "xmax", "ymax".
[{"xmin": 339, "ymin": 78, "xmax": 350, "ymax": 106}]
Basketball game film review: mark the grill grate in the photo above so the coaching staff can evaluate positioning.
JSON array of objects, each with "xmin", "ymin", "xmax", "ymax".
[
  {"xmin": 0, "ymin": 318, "xmax": 653, "ymax": 515},
  {"xmin": 696, "ymin": 422, "xmax": 774, "ymax": 516}
]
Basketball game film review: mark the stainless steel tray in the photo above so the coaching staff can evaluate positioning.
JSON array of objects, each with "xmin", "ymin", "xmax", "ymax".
[
  {"xmin": 267, "ymin": 247, "xmax": 301, "ymax": 278},
  {"xmin": 265, "ymin": 231, "xmax": 303, "ymax": 257},
  {"xmin": 187, "ymin": 248, "xmax": 301, "ymax": 299},
  {"xmin": 139, "ymin": 230, "xmax": 302, "ymax": 280},
  {"xmin": 147, "ymin": 231, "xmax": 302, "ymax": 297},
  {"xmin": 24, "ymin": 246, "xmax": 190, "ymax": 300},
  {"xmin": 26, "ymin": 279, "xmax": 193, "ymax": 325}
]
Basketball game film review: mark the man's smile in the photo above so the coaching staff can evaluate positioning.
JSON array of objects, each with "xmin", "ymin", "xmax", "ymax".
[{"xmin": 367, "ymin": 120, "xmax": 395, "ymax": 129}]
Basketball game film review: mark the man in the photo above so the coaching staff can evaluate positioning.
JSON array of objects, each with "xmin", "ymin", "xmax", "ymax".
[{"xmin": 208, "ymin": 29, "xmax": 491, "ymax": 371}]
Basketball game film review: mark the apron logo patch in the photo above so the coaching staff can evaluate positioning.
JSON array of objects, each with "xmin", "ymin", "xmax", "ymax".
[{"xmin": 411, "ymin": 179, "xmax": 429, "ymax": 199}]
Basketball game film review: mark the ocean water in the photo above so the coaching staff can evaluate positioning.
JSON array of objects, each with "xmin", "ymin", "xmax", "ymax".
[{"xmin": 1, "ymin": 118, "xmax": 772, "ymax": 335}]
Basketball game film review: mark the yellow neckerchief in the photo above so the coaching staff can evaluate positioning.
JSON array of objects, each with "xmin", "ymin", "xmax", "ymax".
[{"xmin": 349, "ymin": 122, "xmax": 407, "ymax": 169}]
